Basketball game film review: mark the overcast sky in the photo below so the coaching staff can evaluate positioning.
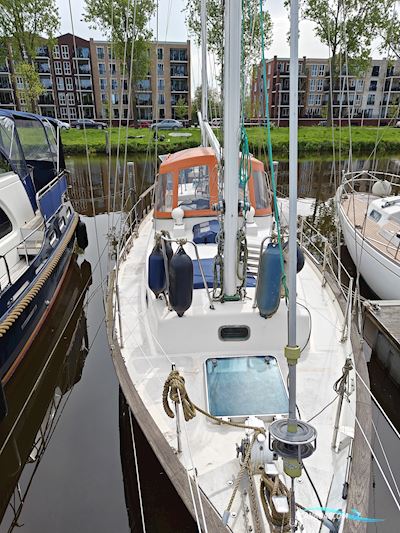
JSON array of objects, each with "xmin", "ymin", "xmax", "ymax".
[{"xmin": 57, "ymin": 0, "xmax": 380, "ymax": 89}]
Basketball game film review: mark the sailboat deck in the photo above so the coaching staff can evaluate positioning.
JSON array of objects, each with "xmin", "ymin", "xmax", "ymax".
[
  {"xmin": 115, "ymin": 213, "xmax": 357, "ymax": 532},
  {"xmin": 341, "ymin": 193, "xmax": 400, "ymax": 262}
]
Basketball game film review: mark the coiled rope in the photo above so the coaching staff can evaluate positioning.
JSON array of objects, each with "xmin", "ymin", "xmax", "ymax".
[
  {"xmin": 260, "ymin": 471, "xmax": 290, "ymax": 531},
  {"xmin": 163, "ymin": 369, "xmax": 266, "ymax": 432},
  {"xmin": 0, "ymin": 213, "xmax": 78, "ymax": 337}
]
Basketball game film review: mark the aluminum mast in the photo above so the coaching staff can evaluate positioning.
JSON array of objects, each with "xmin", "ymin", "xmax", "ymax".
[{"xmin": 222, "ymin": 0, "xmax": 241, "ymax": 298}]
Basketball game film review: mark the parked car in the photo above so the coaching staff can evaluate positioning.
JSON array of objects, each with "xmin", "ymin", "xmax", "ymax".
[
  {"xmin": 137, "ymin": 120, "xmax": 152, "ymax": 128},
  {"xmin": 317, "ymin": 120, "xmax": 328, "ymax": 126},
  {"xmin": 395, "ymin": 120, "xmax": 400, "ymax": 128},
  {"xmin": 210, "ymin": 118, "xmax": 221, "ymax": 127},
  {"xmin": 150, "ymin": 119, "xmax": 183, "ymax": 130},
  {"xmin": 54, "ymin": 119, "xmax": 71, "ymax": 130},
  {"xmin": 71, "ymin": 119, "xmax": 107, "ymax": 130}
]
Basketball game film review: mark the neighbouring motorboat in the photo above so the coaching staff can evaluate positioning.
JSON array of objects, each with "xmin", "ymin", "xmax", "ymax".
[
  {"xmin": 107, "ymin": 1, "xmax": 370, "ymax": 531},
  {"xmin": 0, "ymin": 110, "xmax": 88, "ymax": 420},
  {"xmin": 336, "ymin": 170, "xmax": 400, "ymax": 299}
]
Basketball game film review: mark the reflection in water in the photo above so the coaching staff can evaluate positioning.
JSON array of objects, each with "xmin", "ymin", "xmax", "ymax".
[
  {"xmin": 66, "ymin": 156, "xmax": 156, "ymax": 217},
  {"xmin": 119, "ymin": 390, "xmax": 196, "ymax": 533},
  {"xmin": 0, "ymin": 257, "xmax": 91, "ymax": 530}
]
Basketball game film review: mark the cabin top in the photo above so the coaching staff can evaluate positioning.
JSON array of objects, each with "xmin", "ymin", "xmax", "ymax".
[{"xmin": 155, "ymin": 146, "xmax": 271, "ymax": 219}]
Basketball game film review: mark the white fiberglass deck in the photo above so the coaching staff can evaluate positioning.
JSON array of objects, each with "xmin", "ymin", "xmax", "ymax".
[{"xmin": 116, "ymin": 213, "xmax": 356, "ymax": 532}]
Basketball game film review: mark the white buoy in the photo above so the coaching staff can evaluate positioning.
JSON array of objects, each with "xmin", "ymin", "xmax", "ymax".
[{"xmin": 372, "ymin": 180, "xmax": 392, "ymax": 197}]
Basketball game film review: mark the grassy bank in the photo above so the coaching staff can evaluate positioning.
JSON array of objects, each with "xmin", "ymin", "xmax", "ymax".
[{"xmin": 61, "ymin": 126, "xmax": 400, "ymax": 156}]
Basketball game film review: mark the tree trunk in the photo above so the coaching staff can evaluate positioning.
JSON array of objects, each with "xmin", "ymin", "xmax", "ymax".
[{"xmin": 327, "ymin": 53, "xmax": 338, "ymax": 128}]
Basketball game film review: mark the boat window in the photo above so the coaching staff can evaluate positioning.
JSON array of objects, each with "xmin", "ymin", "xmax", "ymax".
[
  {"xmin": 205, "ymin": 355, "xmax": 288, "ymax": 418},
  {"xmin": 238, "ymin": 179, "xmax": 250, "ymax": 206},
  {"xmin": 0, "ymin": 151, "xmax": 12, "ymax": 174},
  {"xmin": 178, "ymin": 165, "xmax": 210, "ymax": 211},
  {"xmin": 0, "ymin": 116, "xmax": 28, "ymax": 177},
  {"xmin": 369, "ymin": 209, "xmax": 382, "ymax": 222},
  {"xmin": 253, "ymin": 170, "xmax": 270, "ymax": 210},
  {"xmin": 155, "ymin": 172, "xmax": 173, "ymax": 212},
  {"xmin": 15, "ymin": 118, "xmax": 55, "ymax": 163},
  {"xmin": 0, "ymin": 207, "xmax": 12, "ymax": 239}
]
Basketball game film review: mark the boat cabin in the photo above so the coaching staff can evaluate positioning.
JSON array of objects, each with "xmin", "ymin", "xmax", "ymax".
[{"xmin": 155, "ymin": 147, "xmax": 272, "ymax": 219}]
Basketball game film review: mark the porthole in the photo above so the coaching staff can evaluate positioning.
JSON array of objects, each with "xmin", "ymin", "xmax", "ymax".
[{"xmin": 218, "ymin": 325, "xmax": 250, "ymax": 341}]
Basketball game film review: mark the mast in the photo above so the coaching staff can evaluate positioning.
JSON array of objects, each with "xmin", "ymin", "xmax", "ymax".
[
  {"xmin": 269, "ymin": 1, "xmax": 316, "ymax": 531},
  {"xmin": 223, "ymin": 0, "xmax": 241, "ymax": 298},
  {"xmin": 201, "ymin": 0, "xmax": 208, "ymax": 146}
]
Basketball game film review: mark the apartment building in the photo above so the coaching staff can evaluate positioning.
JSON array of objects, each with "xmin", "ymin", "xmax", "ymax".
[
  {"xmin": 251, "ymin": 56, "xmax": 400, "ymax": 123},
  {"xmin": 0, "ymin": 35, "xmax": 191, "ymax": 124},
  {"xmin": 90, "ymin": 39, "xmax": 191, "ymax": 123}
]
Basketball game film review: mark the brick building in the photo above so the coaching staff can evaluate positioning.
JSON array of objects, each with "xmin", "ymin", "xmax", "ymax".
[
  {"xmin": 251, "ymin": 55, "xmax": 400, "ymax": 124},
  {"xmin": 0, "ymin": 34, "xmax": 191, "ymax": 124}
]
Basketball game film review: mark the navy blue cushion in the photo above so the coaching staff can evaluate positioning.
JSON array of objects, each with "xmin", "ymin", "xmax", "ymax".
[
  {"xmin": 192, "ymin": 219, "xmax": 220, "ymax": 244},
  {"xmin": 192, "ymin": 257, "xmax": 256, "ymax": 289}
]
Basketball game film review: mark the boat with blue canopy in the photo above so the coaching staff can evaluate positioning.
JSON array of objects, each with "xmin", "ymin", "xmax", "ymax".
[{"xmin": 0, "ymin": 110, "xmax": 88, "ymax": 421}]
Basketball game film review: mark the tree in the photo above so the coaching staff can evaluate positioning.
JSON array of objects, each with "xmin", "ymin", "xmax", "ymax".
[
  {"xmin": 380, "ymin": 7, "xmax": 400, "ymax": 60},
  {"xmin": 174, "ymin": 96, "xmax": 189, "ymax": 121},
  {"xmin": 184, "ymin": 0, "xmax": 273, "ymax": 72},
  {"xmin": 0, "ymin": 0, "xmax": 60, "ymax": 112},
  {"xmin": 300, "ymin": 0, "xmax": 395, "ymax": 124},
  {"xmin": 191, "ymin": 85, "xmax": 222, "ymax": 122},
  {"xmin": 84, "ymin": 0, "xmax": 156, "ymax": 126}
]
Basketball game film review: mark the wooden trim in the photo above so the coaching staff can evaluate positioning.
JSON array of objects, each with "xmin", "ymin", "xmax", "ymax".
[{"xmin": 106, "ymin": 270, "xmax": 229, "ymax": 533}]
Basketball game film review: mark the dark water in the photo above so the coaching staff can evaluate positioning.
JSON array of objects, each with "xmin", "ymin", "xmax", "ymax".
[{"xmin": 0, "ymin": 152, "xmax": 399, "ymax": 532}]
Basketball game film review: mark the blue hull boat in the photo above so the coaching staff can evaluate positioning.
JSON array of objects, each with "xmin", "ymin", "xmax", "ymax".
[{"xmin": 0, "ymin": 111, "xmax": 87, "ymax": 420}]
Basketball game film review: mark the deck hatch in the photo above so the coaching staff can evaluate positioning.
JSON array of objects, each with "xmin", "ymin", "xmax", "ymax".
[
  {"xmin": 218, "ymin": 325, "xmax": 250, "ymax": 341},
  {"xmin": 205, "ymin": 355, "xmax": 288, "ymax": 418}
]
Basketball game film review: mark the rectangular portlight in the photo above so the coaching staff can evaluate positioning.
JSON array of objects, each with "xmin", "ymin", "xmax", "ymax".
[{"xmin": 205, "ymin": 355, "xmax": 288, "ymax": 419}]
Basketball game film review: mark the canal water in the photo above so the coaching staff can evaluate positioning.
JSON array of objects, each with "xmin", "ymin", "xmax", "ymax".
[{"xmin": 0, "ymin": 153, "xmax": 399, "ymax": 532}]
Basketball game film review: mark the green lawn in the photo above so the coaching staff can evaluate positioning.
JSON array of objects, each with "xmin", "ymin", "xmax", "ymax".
[{"xmin": 61, "ymin": 125, "xmax": 400, "ymax": 156}]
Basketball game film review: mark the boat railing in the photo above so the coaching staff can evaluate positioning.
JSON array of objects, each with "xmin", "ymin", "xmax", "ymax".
[
  {"xmin": 36, "ymin": 171, "xmax": 68, "ymax": 222},
  {"xmin": 340, "ymin": 170, "xmax": 400, "ymax": 197},
  {"xmin": 116, "ymin": 183, "xmax": 155, "ymax": 260},
  {"xmin": 0, "ymin": 218, "xmax": 47, "ymax": 292},
  {"xmin": 299, "ymin": 216, "xmax": 357, "ymax": 340}
]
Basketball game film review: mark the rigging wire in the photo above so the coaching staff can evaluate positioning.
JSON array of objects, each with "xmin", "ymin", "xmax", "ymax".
[
  {"xmin": 67, "ymin": 0, "xmax": 105, "ymax": 305},
  {"xmin": 128, "ymin": 408, "xmax": 147, "ymax": 533}
]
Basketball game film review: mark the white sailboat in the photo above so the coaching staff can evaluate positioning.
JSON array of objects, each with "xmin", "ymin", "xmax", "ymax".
[
  {"xmin": 336, "ymin": 171, "xmax": 400, "ymax": 299},
  {"xmin": 107, "ymin": 1, "xmax": 370, "ymax": 531}
]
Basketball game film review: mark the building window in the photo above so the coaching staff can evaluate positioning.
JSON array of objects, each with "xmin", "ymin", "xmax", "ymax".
[
  {"xmin": 61, "ymin": 45, "xmax": 69, "ymax": 59},
  {"xmin": 309, "ymin": 79, "xmax": 315, "ymax": 91},
  {"xmin": 69, "ymin": 107, "xmax": 77, "ymax": 119},
  {"xmin": 96, "ymin": 47, "xmax": 105, "ymax": 59},
  {"xmin": 318, "ymin": 64, "xmax": 325, "ymax": 76},
  {"xmin": 60, "ymin": 107, "xmax": 68, "ymax": 119},
  {"xmin": 113, "ymin": 108, "xmax": 119, "ymax": 119},
  {"xmin": 158, "ymin": 79, "xmax": 165, "ymax": 90},
  {"xmin": 170, "ymin": 48, "xmax": 188, "ymax": 61},
  {"xmin": 367, "ymin": 94, "xmax": 375, "ymax": 105},
  {"xmin": 101, "ymin": 93, "xmax": 107, "ymax": 103},
  {"xmin": 111, "ymin": 79, "xmax": 118, "ymax": 90},
  {"xmin": 364, "ymin": 109, "xmax": 373, "ymax": 118},
  {"xmin": 369, "ymin": 80, "xmax": 377, "ymax": 91},
  {"xmin": 65, "ymin": 77, "xmax": 73, "ymax": 91},
  {"xmin": 157, "ymin": 63, "xmax": 164, "ymax": 76},
  {"xmin": 67, "ymin": 93, "xmax": 75, "ymax": 105},
  {"xmin": 109, "ymin": 63, "xmax": 116, "ymax": 75},
  {"xmin": 158, "ymin": 94, "xmax": 165, "ymax": 105},
  {"xmin": 53, "ymin": 45, "xmax": 60, "ymax": 59},
  {"xmin": 58, "ymin": 92, "xmax": 66, "ymax": 105},
  {"xmin": 56, "ymin": 77, "xmax": 65, "ymax": 90},
  {"xmin": 16, "ymin": 76, "xmax": 24, "ymax": 90},
  {"xmin": 170, "ymin": 64, "xmax": 187, "ymax": 77},
  {"xmin": 108, "ymin": 47, "xmax": 115, "ymax": 60},
  {"xmin": 100, "ymin": 78, "xmax": 107, "ymax": 90},
  {"xmin": 317, "ymin": 79, "xmax": 323, "ymax": 91},
  {"xmin": 311, "ymin": 64, "xmax": 318, "ymax": 77},
  {"xmin": 64, "ymin": 62, "xmax": 71, "ymax": 75},
  {"xmin": 371, "ymin": 65, "xmax": 380, "ymax": 77},
  {"xmin": 98, "ymin": 63, "xmax": 106, "ymax": 75},
  {"xmin": 54, "ymin": 61, "xmax": 62, "ymax": 75},
  {"xmin": 315, "ymin": 94, "xmax": 322, "ymax": 105},
  {"xmin": 308, "ymin": 94, "xmax": 315, "ymax": 105},
  {"xmin": 157, "ymin": 47, "xmax": 163, "ymax": 60},
  {"xmin": 356, "ymin": 79, "xmax": 364, "ymax": 91}
]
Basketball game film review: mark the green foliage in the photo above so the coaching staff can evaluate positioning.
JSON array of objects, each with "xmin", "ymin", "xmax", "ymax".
[
  {"xmin": 174, "ymin": 96, "xmax": 189, "ymax": 120},
  {"xmin": 184, "ymin": 0, "xmax": 273, "ymax": 68},
  {"xmin": 15, "ymin": 62, "xmax": 44, "ymax": 111},
  {"xmin": 300, "ymin": 0, "xmax": 394, "ymax": 63},
  {"xmin": 62, "ymin": 126, "xmax": 400, "ymax": 156},
  {"xmin": 380, "ymin": 9, "xmax": 400, "ymax": 60},
  {"xmin": 84, "ymin": 0, "xmax": 156, "ymax": 92},
  {"xmin": 0, "ymin": 0, "xmax": 59, "ymax": 61},
  {"xmin": 191, "ymin": 85, "xmax": 222, "ymax": 121}
]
